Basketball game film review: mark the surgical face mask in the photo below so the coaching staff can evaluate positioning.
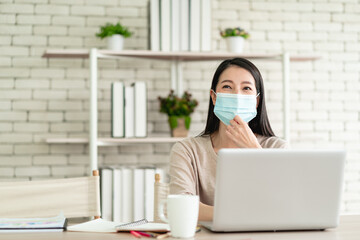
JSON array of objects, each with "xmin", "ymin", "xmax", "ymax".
[{"xmin": 212, "ymin": 90, "xmax": 259, "ymax": 125}]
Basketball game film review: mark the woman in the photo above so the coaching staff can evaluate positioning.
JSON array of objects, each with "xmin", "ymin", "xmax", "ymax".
[{"xmin": 169, "ymin": 58, "xmax": 287, "ymax": 221}]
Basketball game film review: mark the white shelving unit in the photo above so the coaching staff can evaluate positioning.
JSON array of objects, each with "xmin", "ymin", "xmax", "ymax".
[
  {"xmin": 42, "ymin": 49, "xmax": 320, "ymax": 174},
  {"xmin": 46, "ymin": 137, "xmax": 184, "ymax": 146}
]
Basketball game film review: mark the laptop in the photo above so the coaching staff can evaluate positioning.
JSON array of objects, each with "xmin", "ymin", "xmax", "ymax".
[{"xmin": 200, "ymin": 149, "xmax": 346, "ymax": 232}]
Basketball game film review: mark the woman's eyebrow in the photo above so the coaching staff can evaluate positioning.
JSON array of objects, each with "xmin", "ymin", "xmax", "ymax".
[
  {"xmin": 241, "ymin": 81, "xmax": 255, "ymax": 85},
  {"xmin": 220, "ymin": 79, "xmax": 234, "ymax": 84}
]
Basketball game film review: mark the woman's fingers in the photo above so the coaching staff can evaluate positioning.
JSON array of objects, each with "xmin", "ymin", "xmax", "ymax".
[
  {"xmin": 229, "ymin": 119, "xmax": 237, "ymax": 128},
  {"xmin": 229, "ymin": 118, "xmax": 248, "ymax": 139},
  {"xmin": 229, "ymin": 118, "xmax": 243, "ymax": 130},
  {"xmin": 227, "ymin": 115, "xmax": 261, "ymax": 148},
  {"xmin": 225, "ymin": 129, "xmax": 238, "ymax": 144},
  {"xmin": 234, "ymin": 115, "xmax": 245, "ymax": 125},
  {"xmin": 226, "ymin": 124, "xmax": 237, "ymax": 137},
  {"xmin": 227, "ymin": 120, "xmax": 244, "ymax": 147}
]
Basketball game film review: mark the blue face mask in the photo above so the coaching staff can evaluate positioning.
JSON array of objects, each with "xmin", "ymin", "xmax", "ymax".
[{"xmin": 212, "ymin": 90, "xmax": 259, "ymax": 125}]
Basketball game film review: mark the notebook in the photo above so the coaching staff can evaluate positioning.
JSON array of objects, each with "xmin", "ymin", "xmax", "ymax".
[
  {"xmin": 116, "ymin": 219, "xmax": 170, "ymax": 233},
  {"xmin": 68, "ymin": 218, "xmax": 170, "ymax": 233},
  {"xmin": 0, "ymin": 213, "xmax": 67, "ymax": 233}
]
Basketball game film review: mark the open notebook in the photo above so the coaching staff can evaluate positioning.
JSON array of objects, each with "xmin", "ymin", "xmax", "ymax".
[{"xmin": 68, "ymin": 219, "xmax": 169, "ymax": 233}]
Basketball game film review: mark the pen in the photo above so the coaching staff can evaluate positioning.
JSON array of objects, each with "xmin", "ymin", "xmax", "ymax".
[
  {"xmin": 130, "ymin": 230, "xmax": 142, "ymax": 238},
  {"xmin": 137, "ymin": 231, "xmax": 152, "ymax": 237},
  {"xmin": 142, "ymin": 231, "xmax": 160, "ymax": 237}
]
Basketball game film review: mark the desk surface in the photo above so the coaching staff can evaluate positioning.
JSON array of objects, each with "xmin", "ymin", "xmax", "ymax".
[{"xmin": 1, "ymin": 215, "xmax": 359, "ymax": 240}]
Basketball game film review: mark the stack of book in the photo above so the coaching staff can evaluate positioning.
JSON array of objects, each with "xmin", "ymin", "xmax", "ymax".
[
  {"xmin": 150, "ymin": 0, "xmax": 212, "ymax": 52},
  {"xmin": 111, "ymin": 81, "xmax": 147, "ymax": 138},
  {"xmin": 100, "ymin": 167, "xmax": 166, "ymax": 223}
]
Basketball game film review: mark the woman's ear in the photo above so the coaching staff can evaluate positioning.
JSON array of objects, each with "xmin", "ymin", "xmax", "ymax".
[
  {"xmin": 210, "ymin": 89, "xmax": 216, "ymax": 105},
  {"xmin": 256, "ymin": 95, "xmax": 260, "ymax": 108}
]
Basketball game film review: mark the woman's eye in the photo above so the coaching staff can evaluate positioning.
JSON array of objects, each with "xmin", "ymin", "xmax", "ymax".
[
  {"xmin": 222, "ymin": 85, "xmax": 231, "ymax": 89},
  {"xmin": 243, "ymin": 86, "xmax": 252, "ymax": 91}
]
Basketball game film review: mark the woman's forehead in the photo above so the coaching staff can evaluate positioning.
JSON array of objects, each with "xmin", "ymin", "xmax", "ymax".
[{"xmin": 219, "ymin": 66, "xmax": 255, "ymax": 85}]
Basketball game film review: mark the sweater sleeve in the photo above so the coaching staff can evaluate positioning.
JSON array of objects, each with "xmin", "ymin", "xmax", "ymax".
[
  {"xmin": 260, "ymin": 136, "xmax": 288, "ymax": 149},
  {"xmin": 169, "ymin": 141, "xmax": 197, "ymax": 196}
]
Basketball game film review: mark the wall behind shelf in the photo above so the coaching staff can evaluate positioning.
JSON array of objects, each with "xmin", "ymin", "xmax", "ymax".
[{"xmin": 0, "ymin": 0, "xmax": 359, "ymax": 213}]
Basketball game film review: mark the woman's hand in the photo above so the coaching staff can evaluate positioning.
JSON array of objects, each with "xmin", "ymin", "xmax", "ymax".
[
  {"xmin": 199, "ymin": 202, "xmax": 214, "ymax": 221},
  {"xmin": 225, "ymin": 115, "xmax": 262, "ymax": 149}
]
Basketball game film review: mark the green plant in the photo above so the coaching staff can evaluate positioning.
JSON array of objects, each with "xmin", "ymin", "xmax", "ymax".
[
  {"xmin": 220, "ymin": 27, "xmax": 250, "ymax": 39},
  {"xmin": 95, "ymin": 22, "xmax": 132, "ymax": 39},
  {"xmin": 158, "ymin": 90, "xmax": 198, "ymax": 129}
]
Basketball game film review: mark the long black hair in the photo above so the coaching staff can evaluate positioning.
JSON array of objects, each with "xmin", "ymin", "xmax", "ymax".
[{"xmin": 200, "ymin": 58, "xmax": 275, "ymax": 137}]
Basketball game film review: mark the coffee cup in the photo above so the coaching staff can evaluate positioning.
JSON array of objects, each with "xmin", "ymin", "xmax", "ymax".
[{"xmin": 158, "ymin": 194, "xmax": 199, "ymax": 238}]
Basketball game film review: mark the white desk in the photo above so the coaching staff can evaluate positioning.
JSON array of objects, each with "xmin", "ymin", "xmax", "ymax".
[{"xmin": 1, "ymin": 215, "xmax": 359, "ymax": 240}]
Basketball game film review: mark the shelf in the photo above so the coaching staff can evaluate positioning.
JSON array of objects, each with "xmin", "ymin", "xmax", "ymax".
[
  {"xmin": 46, "ymin": 137, "xmax": 185, "ymax": 146},
  {"xmin": 42, "ymin": 49, "xmax": 321, "ymax": 62},
  {"xmin": 42, "ymin": 48, "xmax": 320, "ymax": 172}
]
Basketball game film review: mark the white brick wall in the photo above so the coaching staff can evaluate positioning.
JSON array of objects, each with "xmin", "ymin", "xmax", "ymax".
[{"xmin": 0, "ymin": 0, "xmax": 359, "ymax": 213}]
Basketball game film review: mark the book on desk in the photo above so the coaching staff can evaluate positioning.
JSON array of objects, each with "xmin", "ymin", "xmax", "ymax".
[{"xmin": 0, "ymin": 213, "xmax": 67, "ymax": 233}]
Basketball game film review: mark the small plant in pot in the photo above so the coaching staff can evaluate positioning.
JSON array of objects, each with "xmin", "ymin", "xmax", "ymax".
[
  {"xmin": 220, "ymin": 27, "xmax": 250, "ymax": 53},
  {"xmin": 158, "ymin": 90, "xmax": 198, "ymax": 137},
  {"xmin": 96, "ymin": 22, "xmax": 132, "ymax": 51}
]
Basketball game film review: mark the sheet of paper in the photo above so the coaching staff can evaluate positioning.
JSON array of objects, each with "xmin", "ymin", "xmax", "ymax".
[
  {"xmin": 68, "ymin": 219, "xmax": 170, "ymax": 233},
  {"xmin": 116, "ymin": 222, "xmax": 170, "ymax": 232},
  {"xmin": 67, "ymin": 219, "xmax": 120, "ymax": 233}
]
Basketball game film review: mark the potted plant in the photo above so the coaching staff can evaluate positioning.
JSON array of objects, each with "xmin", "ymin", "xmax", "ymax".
[
  {"xmin": 158, "ymin": 90, "xmax": 198, "ymax": 137},
  {"xmin": 220, "ymin": 27, "xmax": 250, "ymax": 53},
  {"xmin": 96, "ymin": 22, "xmax": 132, "ymax": 51}
]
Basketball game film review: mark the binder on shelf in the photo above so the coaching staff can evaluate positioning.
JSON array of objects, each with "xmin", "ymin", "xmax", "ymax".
[
  {"xmin": 150, "ymin": 0, "xmax": 160, "ymax": 51},
  {"xmin": 171, "ymin": 0, "xmax": 180, "ymax": 51},
  {"xmin": 124, "ymin": 86, "xmax": 135, "ymax": 138},
  {"xmin": 180, "ymin": 0, "xmax": 190, "ymax": 51},
  {"xmin": 121, "ymin": 167, "xmax": 133, "ymax": 222},
  {"xmin": 200, "ymin": 0, "xmax": 212, "ymax": 51},
  {"xmin": 100, "ymin": 168, "xmax": 113, "ymax": 221},
  {"xmin": 190, "ymin": 0, "xmax": 201, "ymax": 51},
  {"xmin": 149, "ymin": 0, "xmax": 211, "ymax": 52},
  {"xmin": 111, "ymin": 82, "xmax": 125, "ymax": 138},
  {"xmin": 133, "ymin": 82, "xmax": 147, "ymax": 138},
  {"xmin": 113, "ymin": 168, "xmax": 122, "ymax": 223},
  {"xmin": 144, "ymin": 168, "xmax": 155, "ymax": 221},
  {"xmin": 133, "ymin": 168, "xmax": 145, "ymax": 221},
  {"xmin": 160, "ymin": 0, "xmax": 171, "ymax": 51},
  {"xmin": 100, "ymin": 166, "xmax": 165, "ymax": 222}
]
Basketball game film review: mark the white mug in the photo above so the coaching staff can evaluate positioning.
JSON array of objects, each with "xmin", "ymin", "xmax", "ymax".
[{"xmin": 159, "ymin": 194, "xmax": 199, "ymax": 238}]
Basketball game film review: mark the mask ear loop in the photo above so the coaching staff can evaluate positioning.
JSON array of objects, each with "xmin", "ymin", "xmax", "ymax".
[
  {"xmin": 210, "ymin": 89, "xmax": 217, "ymax": 106},
  {"xmin": 256, "ymin": 92, "xmax": 260, "ymax": 97}
]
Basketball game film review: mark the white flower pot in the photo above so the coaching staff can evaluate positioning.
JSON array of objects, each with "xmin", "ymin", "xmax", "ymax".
[
  {"xmin": 226, "ymin": 36, "xmax": 245, "ymax": 53},
  {"xmin": 107, "ymin": 34, "xmax": 124, "ymax": 51}
]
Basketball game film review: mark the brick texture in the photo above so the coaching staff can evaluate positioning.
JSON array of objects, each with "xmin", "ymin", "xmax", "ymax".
[{"xmin": 0, "ymin": 0, "xmax": 359, "ymax": 214}]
